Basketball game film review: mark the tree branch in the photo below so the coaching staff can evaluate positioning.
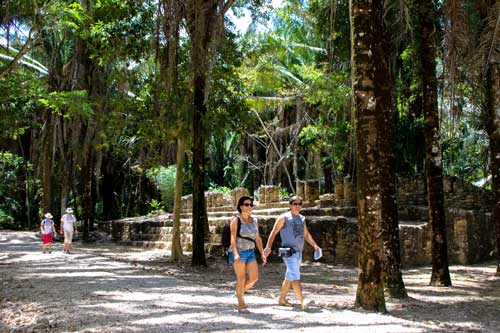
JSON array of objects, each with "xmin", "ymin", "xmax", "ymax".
[
  {"xmin": 222, "ymin": 0, "xmax": 235, "ymax": 15},
  {"xmin": 0, "ymin": 27, "xmax": 38, "ymax": 80}
]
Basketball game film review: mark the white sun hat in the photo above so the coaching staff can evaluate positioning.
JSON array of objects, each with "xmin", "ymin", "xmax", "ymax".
[
  {"xmin": 44, "ymin": 213, "xmax": 53, "ymax": 219},
  {"xmin": 66, "ymin": 208, "xmax": 73, "ymax": 214}
]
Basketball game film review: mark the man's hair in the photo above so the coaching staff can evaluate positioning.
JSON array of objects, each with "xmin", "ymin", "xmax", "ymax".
[{"xmin": 289, "ymin": 195, "xmax": 303, "ymax": 205}]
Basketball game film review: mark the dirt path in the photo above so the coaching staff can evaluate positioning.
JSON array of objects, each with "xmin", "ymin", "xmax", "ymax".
[{"xmin": 1, "ymin": 231, "xmax": 499, "ymax": 332}]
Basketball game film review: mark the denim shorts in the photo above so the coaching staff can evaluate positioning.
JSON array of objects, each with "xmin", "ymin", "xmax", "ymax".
[
  {"xmin": 229, "ymin": 249, "xmax": 257, "ymax": 264},
  {"xmin": 283, "ymin": 251, "xmax": 302, "ymax": 280}
]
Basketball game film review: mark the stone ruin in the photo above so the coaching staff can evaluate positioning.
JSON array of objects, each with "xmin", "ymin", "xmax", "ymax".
[{"xmin": 98, "ymin": 175, "xmax": 497, "ymax": 267}]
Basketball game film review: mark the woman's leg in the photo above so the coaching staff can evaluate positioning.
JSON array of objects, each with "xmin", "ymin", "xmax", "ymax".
[
  {"xmin": 244, "ymin": 260, "xmax": 259, "ymax": 292},
  {"xmin": 233, "ymin": 260, "xmax": 247, "ymax": 309}
]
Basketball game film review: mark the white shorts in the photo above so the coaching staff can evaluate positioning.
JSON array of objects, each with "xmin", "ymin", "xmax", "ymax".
[{"xmin": 64, "ymin": 230, "xmax": 74, "ymax": 244}]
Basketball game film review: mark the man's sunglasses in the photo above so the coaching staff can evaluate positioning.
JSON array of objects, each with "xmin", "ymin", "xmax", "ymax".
[
  {"xmin": 292, "ymin": 202, "xmax": 302, "ymax": 206},
  {"xmin": 242, "ymin": 203, "xmax": 254, "ymax": 207}
]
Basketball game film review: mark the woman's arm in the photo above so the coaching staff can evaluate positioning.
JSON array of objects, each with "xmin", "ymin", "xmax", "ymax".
[
  {"xmin": 230, "ymin": 217, "xmax": 240, "ymax": 260},
  {"xmin": 255, "ymin": 235, "xmax": 267, "ymax": 264}
]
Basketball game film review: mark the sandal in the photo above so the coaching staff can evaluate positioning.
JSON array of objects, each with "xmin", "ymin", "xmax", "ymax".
[
  {"xmin": 278, "ymin": 299, "xmax": 294, "ymax": 307},
  {"xmin": 238, "ymin": 308, "xmax": 251, "ymax": 314}
]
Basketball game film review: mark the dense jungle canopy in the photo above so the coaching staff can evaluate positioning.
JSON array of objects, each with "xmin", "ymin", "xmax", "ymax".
[{"xmin": 0, "ymin": 0, "xmax": 499, "ymax": 311}]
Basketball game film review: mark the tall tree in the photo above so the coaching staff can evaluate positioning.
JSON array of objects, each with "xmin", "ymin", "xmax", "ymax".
[
  {"xmin": 187, "ymin": 0, "xmax": 234, "ymax": 266},
  {"xmin": 350, "ymin": 0, "xmax": 394, "ymax": 312},
  {"xmin": 160, "ymin": 0, "xmax": 186, "ymax": 262},
  {"xmin": 418, "ymin": 0, "xmax": 452, "ymax": 286},
  {"xmin": 473, "ymin": 0, "xmax": 500, "ymax": 275}
]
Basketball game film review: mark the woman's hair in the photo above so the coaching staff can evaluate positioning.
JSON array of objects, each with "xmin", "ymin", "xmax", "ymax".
[{"xmin": 236, "ymin": 196, "xmax": 253, "ymax": 213}]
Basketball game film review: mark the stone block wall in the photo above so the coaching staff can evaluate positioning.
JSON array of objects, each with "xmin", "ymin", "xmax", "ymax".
[
  {"xmin": 258, "ymin": 185, "xmax": 280, "ymax": 203},
  {"xmin": 231, "ymin": 187, "xmax": 249, "ymax": 206},
  {"xmin": 99, "ymin": 175, "xmax": 496, "ymax": 267},
  {"xmin": 304, "ymin": 180, "xmax": 320, "ymax": 201},
  {"xmin": 205, "ymin": 192, "xmax": 224, "ymax": 208}
]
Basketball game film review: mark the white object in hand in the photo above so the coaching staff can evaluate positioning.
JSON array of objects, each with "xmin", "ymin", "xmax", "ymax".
[{"xmin": 314, "ymin": 248, "xmax": 322, "ymax": 260}]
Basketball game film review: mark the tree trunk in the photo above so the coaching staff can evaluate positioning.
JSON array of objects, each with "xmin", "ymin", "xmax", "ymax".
[
  {"xmin": 350, "ymin": 0, "xmax": 387, "ymax": 312},
  {"xmin": 483, "ymin": 63, "xmax": 500, "ymax": 276},
  {"xmin": 191, "ymin": 75, "xmax": 207, "ymax": 266},
  {"xmin": 41, "ymin": 112, "xmax": 53, "ymax": 215},
  {"xmin": 418, "ymin": 0, "xmax": 452, "ymax": 287},
  {"xmin": 187, "ymin": 0, "xmax": 231, "ymax": 266},
  {"xmin": 379, "ymin": 13, "xmax": 407, "ymax": 300},
  {"xmin": 170, "ymin": 137, "xmax": 185, "ymax": 262},
  {"xmin": 321, "ymin": 148, "xmax": 334, "ymax": 194}
]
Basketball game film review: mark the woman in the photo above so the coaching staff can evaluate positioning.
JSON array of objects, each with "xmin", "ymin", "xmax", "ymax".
[
  {"xmin": 40, "ymin": 213, "xmax": 56, "ymax": 254},
  {"xmin": 228, "ymin": 196, "xmax": 266, "ymax": 313}
]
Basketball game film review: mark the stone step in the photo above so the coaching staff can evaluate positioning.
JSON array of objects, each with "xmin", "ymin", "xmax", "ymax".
[{"xmin": 119, "ymin": 240, "xmax": 224, "ymax": 254}]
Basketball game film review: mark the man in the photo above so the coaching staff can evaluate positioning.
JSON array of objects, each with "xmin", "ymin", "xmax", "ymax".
[
  {"xmin": 263, "ymin": 196, "xmax": 321, "ymax": 310},
  {"xmin": 60, "ymin": 208, "xmax": 78, "ymax": 254}
]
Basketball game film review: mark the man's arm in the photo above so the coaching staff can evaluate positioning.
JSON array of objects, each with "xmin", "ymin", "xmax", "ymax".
[
  {"xmin": 263, "ymin": 216, "xmax": 285, "ymax": 257},
  {"xmin": 304, "ymin": 223, "xmax": 320, "ymax": 250}
]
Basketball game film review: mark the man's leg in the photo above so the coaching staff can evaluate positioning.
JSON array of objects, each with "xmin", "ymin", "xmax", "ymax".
[
  {"xmin": 291, "ymin": 280, "xmax": 305, "ymax": 309},
  {"xmin": 279, "ymin": 279, "xmax": 292, "ymax": 305}
]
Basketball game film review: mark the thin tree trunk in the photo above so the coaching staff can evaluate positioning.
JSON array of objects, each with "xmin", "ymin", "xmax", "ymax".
[
  {"xmin": 170, "ymin": 137, "xmax": 185, "ymax": 262},
  {"xmin": 418, "ymin": 0, "xmax": 452, "ymax": 287},
  {"xmin": 379, "ymin": 12, "xmax": 407, "ymax": 300},
  {"xmin": 321, "ymin": 148, "xmax": 334, "ymax": 194},
  {"xmin": 252, "ymin": 108, "xmax": 295, "ymax": 192},
  {"xmin": 350, "ymin": 0, "xmax": 386, "ymax": 312},
  {"xmin": 41, "ymin": 112, "xmax": 53, "ymax": 215}
]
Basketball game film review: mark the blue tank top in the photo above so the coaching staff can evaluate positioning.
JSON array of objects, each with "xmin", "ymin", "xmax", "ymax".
[{"xmin": 279, "ymin": 212, "xmax": 305, "ymax": 252}]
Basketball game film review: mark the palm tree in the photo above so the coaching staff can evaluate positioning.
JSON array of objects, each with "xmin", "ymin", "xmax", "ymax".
[
  {"xmin": 350, "ymin": 0, "xmax": 391, "ymax": 312},
  {"xmin": 418, "ymin": 0, "xmax": 452, "ymax": 286}
]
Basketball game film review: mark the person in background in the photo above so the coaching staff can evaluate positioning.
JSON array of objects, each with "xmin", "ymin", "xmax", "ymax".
[
  {"xmin": 263, "ymin": 195, "xmax": 321, "ymax": 310},
  {"xmin": 40, "ymin": 213, "xmax": 56, "ymax": 254},
  {"xmin": 228, "ymin": 196, "xmax": 266, "ymax": 313},
  {"xmin": 60, "ymin": 208, "xmax": 78, "ymax": 254}
]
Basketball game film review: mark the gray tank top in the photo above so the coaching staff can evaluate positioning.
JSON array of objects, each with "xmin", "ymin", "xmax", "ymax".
[
  {"xmin": 229, "ymin": 216, "xmax": 258, "ymax": 252},
  {"xmin": 279, "ymin": 212, "xmax": 305, "ymax": 252}
]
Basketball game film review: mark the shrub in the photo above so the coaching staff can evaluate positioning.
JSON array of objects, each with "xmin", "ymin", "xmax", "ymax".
[
  {"xmin": 146, "ymin": 166, "xmax": 176, "ymax": 212},
  {"xmin": 0, "ymin": 209, "xmax": 15, "ymax": 230}
]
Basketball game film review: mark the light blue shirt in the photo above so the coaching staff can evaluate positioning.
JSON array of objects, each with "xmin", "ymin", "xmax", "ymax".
[{"xmin": 279, "ymin": 212, "xmax": 305, "ymax": 252}]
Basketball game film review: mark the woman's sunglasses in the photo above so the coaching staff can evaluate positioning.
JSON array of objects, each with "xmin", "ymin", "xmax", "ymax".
[
  {"xmin": 242, "ymin": 203, "xmax": 254, "ymax": 207},
  {"xmin": 292, "ymin": 202, "xmax": 302, "ymax": 206}
]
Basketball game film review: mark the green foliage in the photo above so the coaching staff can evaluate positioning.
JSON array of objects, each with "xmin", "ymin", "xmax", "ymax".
[
  {"xmin": 208, "ymin": 184, "xmax": 232, "ymax": 196},
  {"xmin": 0, "ymin": 152, "xmax": 36, "ymax": 228},
  {"xmin": 298, "ymin": 67, "xmax": 352, "ymax": 173},
  {"xmin": 146, "ymin": 166, "xmax": 176, "ymax": 212},
  {"xmin": 442, "ymin": 123, "xmax": 489, "ymax": 183},
  {"xmin": 0, "ymin": 70, "xmax": 47, "ymax": 139},
  {"xmin": 279, "ymin": 187, "xmax": 290, "ymax": 200},
  {"xmin": 39, "ymin": 90, "xmax": 93, "ymax": 120},
  {"xmin": 147, "ymin": 199, "xmax": 164, "ymax": 216},
  {"xmin": 0, "ymin": 209, "xmax": 15, "ymax": 230}
]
